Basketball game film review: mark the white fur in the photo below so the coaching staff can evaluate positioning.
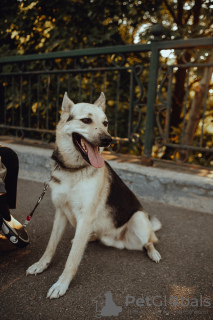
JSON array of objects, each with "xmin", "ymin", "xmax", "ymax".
[{"xmin": 26, "ymin": 92, "xmax": 162, "ymax": 299}]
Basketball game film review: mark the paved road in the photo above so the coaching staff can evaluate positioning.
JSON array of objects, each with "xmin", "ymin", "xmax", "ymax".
[{"xmin": 0, "ymin": 179, "xmax": 213, "ymax": 320}]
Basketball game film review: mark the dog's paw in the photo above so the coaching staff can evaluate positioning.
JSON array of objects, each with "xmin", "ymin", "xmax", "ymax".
[
  {"xmin": 47, "ymin": 280, "xmax": 69, "ymax": 299},
  {"xmin": 148, "ymin": 249, "xmax": 161, "ymax": 263},
  {"xmin": 26, "ymin": 261, "xmax": 49, "ymax": 276}
]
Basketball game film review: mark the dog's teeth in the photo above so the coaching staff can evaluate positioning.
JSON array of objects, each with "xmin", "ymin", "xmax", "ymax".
[{"xmin": 81, "ymin": 139, "xmax": 87, "ymax": 152}]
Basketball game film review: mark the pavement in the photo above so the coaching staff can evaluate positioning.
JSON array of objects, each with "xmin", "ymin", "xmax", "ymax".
[{"xmin": 0, "ymin": 178, "xmax": 213, "ymax": 320}]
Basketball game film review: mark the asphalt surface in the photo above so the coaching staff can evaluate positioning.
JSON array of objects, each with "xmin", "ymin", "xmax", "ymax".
[{"xmin": 0, "ymin": 178, "xmax": 213, "ymax": 320}]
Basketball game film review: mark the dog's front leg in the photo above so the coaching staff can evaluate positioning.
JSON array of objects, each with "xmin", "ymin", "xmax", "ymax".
[
  {"xmin": 26, "ymin": 208, "xmax": 68, "ymax": 276},
  {"xmin": 47, "ymin": 215, "xmax": 93, "ymax": 299}
]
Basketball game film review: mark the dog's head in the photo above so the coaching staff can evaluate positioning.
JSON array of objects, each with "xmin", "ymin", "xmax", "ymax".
[{"xmin": 55, "ymin": 92, "xmax": 112, "ymax": 169}]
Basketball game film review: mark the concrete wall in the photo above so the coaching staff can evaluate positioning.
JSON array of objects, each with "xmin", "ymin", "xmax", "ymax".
[{"xmin": 1, "ymin": 142, "xmax": 213, "ymax": 214}]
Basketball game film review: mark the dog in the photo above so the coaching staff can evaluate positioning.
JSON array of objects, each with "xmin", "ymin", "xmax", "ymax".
[{"xmin": 26, "ymin": 92, "xmax": 162, "ymax": 299}]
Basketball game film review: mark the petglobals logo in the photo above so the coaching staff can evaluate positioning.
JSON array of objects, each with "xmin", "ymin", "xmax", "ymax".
[
  {"xmin": 92, "ymin": 291, "xmax": 211, "ymax": 318},
  {"xmin": 93, "ymin": 291, "xmax": 122, "ymax": 318},
  {"xmin": 125, "ymin": 295, "xmax": 211, "ymax": 308}
]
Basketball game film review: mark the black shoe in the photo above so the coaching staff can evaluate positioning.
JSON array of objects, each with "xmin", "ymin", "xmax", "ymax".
[
  {"xmin": 0, "ymin": 192, "xmax": 29, "ymax": 248},
  {"xmin": 1, "ymin": 215, "xmax": 30, "ymax": 248},
  {"xmin": 0, "ymin": 234, "xmax": 18, "ymax": 251}
]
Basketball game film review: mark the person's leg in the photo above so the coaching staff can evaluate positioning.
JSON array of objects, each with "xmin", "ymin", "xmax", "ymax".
[
  {"xmin": 0, "ymin": 147, "xmax": 19, "ymax": 209},
  {"xmin": 0, "ymin": 190, "xmax": 11, "ymax": 222},
  {"xmin": 0, "ymin": 149, "xmax": 17, "ymax": 249},
  {"xmin": 0, "ymin": 147, "xmax": 29, "ymax": 249}
]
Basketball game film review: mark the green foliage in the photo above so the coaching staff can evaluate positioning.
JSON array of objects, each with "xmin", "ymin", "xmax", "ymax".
[
  {"xmin": 0, "ymin": 0, "xmax": 163, "ymax": 57},
  {"xmin": 0, "ymin": 0, "xmax": 212, "ymax": 166}
]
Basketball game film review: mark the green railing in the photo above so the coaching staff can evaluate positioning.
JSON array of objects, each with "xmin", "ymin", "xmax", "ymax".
[{"xmin": 0, "ymin": 27, "xmax": 212, "ymax": 166}]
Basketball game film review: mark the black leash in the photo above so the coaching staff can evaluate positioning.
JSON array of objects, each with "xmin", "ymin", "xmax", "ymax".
[
  {"xmin": 23, "ymin": 180, "xmax": 50, "ymax": 227},
  {"xmin": 23, "ymin": 164, "xmax": 59, "ymax": 228}
]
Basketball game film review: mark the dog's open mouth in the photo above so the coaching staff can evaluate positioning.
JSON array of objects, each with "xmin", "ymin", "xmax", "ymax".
[{"xmin": 72, "ymin": 133, "xmax": 104, "ymax": 168}]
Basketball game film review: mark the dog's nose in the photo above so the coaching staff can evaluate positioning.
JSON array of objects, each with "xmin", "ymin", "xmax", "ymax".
[{"xmin": 100, "ymin": 134, "xmax": 112, "ymax": 147}]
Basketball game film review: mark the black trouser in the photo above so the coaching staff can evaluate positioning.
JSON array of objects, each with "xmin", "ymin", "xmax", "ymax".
[
  {"xmin": 0, "ymin": 147, "xmax": 30, "ymax": 248},
  {"xmin": 0, "ymin": 147, "xmax": 19, "ymax": 222}
]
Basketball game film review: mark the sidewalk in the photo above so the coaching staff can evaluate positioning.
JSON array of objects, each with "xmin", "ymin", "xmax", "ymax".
[{"xmin": 0, "ymin": 179, "xmax": 213, "ymax": 319}]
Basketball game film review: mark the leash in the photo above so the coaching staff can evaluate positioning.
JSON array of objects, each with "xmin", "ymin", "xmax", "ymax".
[
  {"xmin": 23, "ymin": 179, "xmax": 50, "ymax": 227},
  {"xmin": 23, "ymin": 164, "xmax": 59, "ymax": 228},
  {"xmin": 0, "ymin": 179, "xmax": 51, "ymax": 249},
  {"xmin": 0, "ymin": 164, "xmax": 59, "ymax": 248}
]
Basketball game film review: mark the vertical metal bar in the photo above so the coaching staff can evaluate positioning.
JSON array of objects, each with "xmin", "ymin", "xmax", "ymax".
[
  {"xmin": 78, "ymin": 74, "xmax": 82, "ymax": 102},
  {"xmin": 200, "ymin": 69, "xmax": 210, "ymax": 147},
  {"xmin": 141, "ymin": 43, "xmax": 159, "ymax": 165},
  {"xmin": 115, "ymin": 72, "xmax": 120, "ymax": 137},
  {"xmin": 12, "ymin": 76, "xmax": 15, "ymax": 126},
  {"xmin": 46, "ymin": 75, "xmax": 50, "ymax": 129},
  {"xmin": 4, "ymin": 78, "xmax": 7, "ymax": 124},
  {"xmin": 165, "ymin": 67, "xmax": 174, "ymax": 143},
  {"xmin": 90, "ymin": 74, "xmax": 94, "ymax": 103},
  {"xmin": 37, "ymin": 75, "xmax": 40, "ymax": 128},
  {"xmin": 181, "ymin": 68, "xmax": 190, "ymax": 141},
  {"xmin": 68, "ymin": 74, "xmax": 71, "ymax": 97},
  {"xmin": 56, "ymin": 75, "xmax": 60, "ymax": 124},
  {"xmin": 20, "ymin": 75, "xmax": 23, "ymax": 127},
  {"xmin": 128, "ymin": 69, "xmax": 134, "ymax": 140},
  {"xmin": 103, "ymin": 71, "xmax": 107, "ymax": 93},
  {"xmin": 28, "ymin": 75, "xmax": 31, "ymax": 127}
]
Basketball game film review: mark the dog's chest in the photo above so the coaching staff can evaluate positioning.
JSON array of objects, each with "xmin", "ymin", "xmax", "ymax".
[{"xmin": 50, "ymin": 170, "xmax": 101, "ymax": 213}]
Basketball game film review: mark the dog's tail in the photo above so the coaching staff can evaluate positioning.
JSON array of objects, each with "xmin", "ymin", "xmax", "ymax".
[{"xmin": 150, "ymin": 216, "xmax": 162, "ymax": 232}]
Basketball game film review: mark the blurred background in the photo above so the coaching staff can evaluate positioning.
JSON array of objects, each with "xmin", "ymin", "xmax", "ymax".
[{"xmin": 0, "ymin": 0, "xmax": 212, "ymax": 166}]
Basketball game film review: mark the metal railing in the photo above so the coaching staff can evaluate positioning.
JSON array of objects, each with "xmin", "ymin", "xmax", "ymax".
[{"xmin": 0, "ymin": 27, "xmax": 212, "ymax": 165}]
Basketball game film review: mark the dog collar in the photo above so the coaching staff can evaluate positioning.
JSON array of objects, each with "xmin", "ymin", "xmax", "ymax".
[
  {"xmin": 51, "ymin": 148, "xmax": 88, "ymax": 172},
  {"xmin": 52, "ymin": 160, "xmax": 88, "ymax": 172}
]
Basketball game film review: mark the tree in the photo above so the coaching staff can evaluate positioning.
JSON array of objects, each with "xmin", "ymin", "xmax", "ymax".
[
  {"xmin": 182, "ymin": 49, "xmax": 213, "ymax": 146},
  {"xmin": 136, "ymin": 0, "xmax": 212, "ymax": 123},
  {"xmin": 0, "ymin": 0, "xmax": 212, "ymax": 163},
  {"xmin": 134, "ymin": 0, "xmax": 213, "ymax": 161},
  {"xmin": 0, "ymin": 0, "xmax": 162, "ymax": 57},
  {"xmin": 0, "ymin": 1, "xmax": 20, "ymax": 57}
]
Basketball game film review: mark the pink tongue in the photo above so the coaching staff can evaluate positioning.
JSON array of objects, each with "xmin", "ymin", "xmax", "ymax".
[{"xmin": 83, "ymin": 140, "xmax": 104, "ymax": 168}]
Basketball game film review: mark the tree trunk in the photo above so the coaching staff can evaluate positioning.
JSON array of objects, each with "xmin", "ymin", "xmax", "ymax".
[
  {"xmin": 182, "ymin": 50, "xmax": 213, "ymax": 146},
  {"xmin": 161, "ymin": 51, "xmax": 191, "ymax": 159},
  {"xmin": 170, "ymin": 51, "xmax": 192, "ymax": 127}
]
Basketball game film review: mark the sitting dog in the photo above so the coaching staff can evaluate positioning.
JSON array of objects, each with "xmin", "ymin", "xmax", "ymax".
[{"xmin": 26, "ymin": 92, "xmax": 162, "ymax": 299}]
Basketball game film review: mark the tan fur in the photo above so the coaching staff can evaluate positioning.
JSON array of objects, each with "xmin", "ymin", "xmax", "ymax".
[
  {"xmin": 149, "ymin": 232, "xmax": 158, "ymax": 244},
  {"xmin": 118, "ymin": 226, "xmax": 127, "ymax": 241},
  {"xmin": 26, "ymin": 92, "xmax": 162, "ymax": 299}
]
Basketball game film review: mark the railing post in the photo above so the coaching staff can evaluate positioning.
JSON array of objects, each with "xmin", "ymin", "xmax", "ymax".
[{"xmin": 141, "ymin": 24, "xmax": 163, "ymax": 166}]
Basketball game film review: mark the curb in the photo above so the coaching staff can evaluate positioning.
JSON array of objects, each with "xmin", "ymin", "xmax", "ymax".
[
  {"xmin": 110, "ymin": 161, "xmax": 213, "ymax": 214},
  {"xmin": 1, "ymin": 142, "xmax": 213, "ymax": 214}
]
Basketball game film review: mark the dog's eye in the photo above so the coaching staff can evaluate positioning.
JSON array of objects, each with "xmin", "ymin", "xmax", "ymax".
[
  {"xmin": 81, "ymin": 118, "xmax": 92, "ymax": 124},
  {"xmin": 103, "ymin": 121, "xmax": 108, "ymax": 127}
]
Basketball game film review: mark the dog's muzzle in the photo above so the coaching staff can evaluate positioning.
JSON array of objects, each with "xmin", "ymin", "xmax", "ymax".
[{"xmin": 73, "ymin": 132, "xmax": 112, "ymax": 168}]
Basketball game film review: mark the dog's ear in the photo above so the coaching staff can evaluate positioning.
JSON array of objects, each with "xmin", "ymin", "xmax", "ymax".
[
  {"xmin": 94, "ymin": 92, "xmax": 106, "ymax": 112},
  {"xmin": 62, "ymin": 92, "xmax": 74, "ymax": 112}
]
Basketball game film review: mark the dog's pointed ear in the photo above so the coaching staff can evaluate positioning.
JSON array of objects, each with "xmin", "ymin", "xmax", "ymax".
[
  {"xmin": 94, "ymin": 92, "xmax": 106, "ymax": 111},
  {"xmin": 62, "ymin": 92, "xmax": 74, "ymax": 112}
]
